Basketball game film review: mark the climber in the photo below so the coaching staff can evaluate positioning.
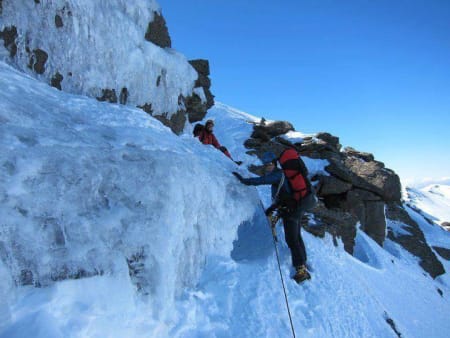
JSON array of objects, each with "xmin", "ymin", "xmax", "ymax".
[
  {"xmin": 233, "ymin": 150, "xmax": 316, "ymax": 283},
  {"xmin": 196, "ymin": 119, "xmax": 242, "ymax": 165}
]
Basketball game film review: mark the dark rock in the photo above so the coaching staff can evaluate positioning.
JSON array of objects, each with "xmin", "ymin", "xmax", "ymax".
[
  {"xmin": 363, "ymin": 201, "xmax": 386, "ymax": 246},
  {"xmin": 441, "ymin": 222, "xmax": 450, "ymax": 231},
  {"xmin": 324, "ymin": 155, "xmax": 401, "ymax": 202},
  {"xmin": 153, "ymin": 110, "xmax": 186, "ymax": 135},
  {"xmin": 344, "ymin": 146, "xmax": 374, "ymax": 162},
  {"xmin": 251, "ymin": 127, "xmax": 271, "ymax": 142},
  {"xmin": 138, "ymin": 102, "xmax": 185, "ymax": 135},
  {"xmin": 316, "ymin": 132, "xmax": 341, "ymax": 151},
  {"xmin": 343, "ymin": 156, "xmax": 401, "ymax": 201},
  {"xmin": 0, "ymin": 0, "xmax": 2, "ymax": 14},
  {"xmin": 347, "ymin": 188, "xmax": 382, "ymax": 202},
  {"xmin": 325, "ymin": 158, "xmax": 355, "ymax": 183},
  {"xmin": 145, "ymin": 11, "xmax": 171, "ymax": 48},
  {"xmin": 386, "ymin": 203, "xmax": 445, "ymax": 278},
  {"xmin": 51, "ymin": 72, "xmax": 63, "ymax": 90},
  {"xmin": 55, "ymin": 14, "xmax": 63, "ymax": 28},
  {"xmin": 194, "ymin": 73, "xmax": 211, "ymax": 88},
  {"xmin": 345, "ymin": 189, "xmax": 385, "ymax": 245},
  {"xmin": 97, "ymin": 89, "xmax": 117, "ymax": 103},
  {"xmin": 29, "ymin": 49, "xmax": 48, "ymax": 74},
  {"xmin": 260, "ymin": 121, "xmax": 294, "ymax": 138},
  {"xmin": 189, "ymin": 59, "xmax": 210, "ymax": 76},
  {"xmin": 433, "ymin": 246, "xmax": 450, "ymax": 260},
  {"xmin": 304, "ymin": 202, "xmax": 358, "ymax": 254},
  {"xmin": 138, "ymin": 103, "xmax": 153, "ymax": 115},
  {"xmin": 384, "ymin": 312, "xmax": 402, "ymax": 338},
  {"xmin": 188, "ymin": 59, "xmax": 215, "ymax": 112},
  {"xmin": 184, "ymin": 93, "xmax": 208, "ymax": 123},
  {"xmin": 244, "ymin": 138, "xmax": 263, "ymax": 149},
  {"xmin": 156, "ymin": 75, "xmax": 161, "ymax": 87},
  {"xmin": 274, "ymin": 136, "xmax": 296, "ymax": 148},
  {"xmin": 119, "ymin": 87, "xmax": 128, "ymax": 105},
  {"xmin": 321, "ymin": 192, "xmax": 348, "ymax": 210},
  {"xmin": 298, "ymin": 143, "xmax": 336, "ymax": 159},
  {"xmin": 0, "ymin": 26, "xmax": 18, "ymax": 57},
  {"xmin": 34, "ymin": 0, "xmax": 40, "ymax": 3},
  {"xmin": 203, "ymin": 87, "xmax": 215, "ymax": 110},
  {"xmin": 317, "ymin": 175, "xmax": 352, "ymax": 196}
]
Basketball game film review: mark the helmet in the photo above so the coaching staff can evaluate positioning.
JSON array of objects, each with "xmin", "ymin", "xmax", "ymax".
[
  {"xmin": 205, "ymin": 119, "xmax": 214, "ymax": 127},
  {"xmin": 261, "ymin": 152, "xmax": 277, "ymax": 165}
]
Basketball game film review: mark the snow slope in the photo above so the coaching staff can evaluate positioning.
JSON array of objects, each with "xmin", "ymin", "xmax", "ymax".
[
  {"xmin": 407, "ymin": 185, "xmax": 450, "ymax": 227},
  {"xmin": 1, "ymin": 61, "xmax": 450, "ymax": 337}
]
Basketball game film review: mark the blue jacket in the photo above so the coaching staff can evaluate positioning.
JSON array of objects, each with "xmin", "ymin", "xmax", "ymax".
[{"xmin": 240, "ymin": 168, "xmax": 291, "ymax": 199}]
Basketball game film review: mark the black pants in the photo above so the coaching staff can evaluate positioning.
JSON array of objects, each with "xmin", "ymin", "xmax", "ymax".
[{"xmin": 282, "ymin": 207, "xmax": 306, "ymax": 268}]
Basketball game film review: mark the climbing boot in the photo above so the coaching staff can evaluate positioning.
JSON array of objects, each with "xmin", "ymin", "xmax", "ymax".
[{"xmin": 293, "ymin": 265, "xmax": 311, "ymax": 284}]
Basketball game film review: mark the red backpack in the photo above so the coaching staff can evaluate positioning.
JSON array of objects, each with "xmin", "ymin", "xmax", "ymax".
[{"xmin": 278, "ymin": 148, "xmax": 311, "ymax": 207}]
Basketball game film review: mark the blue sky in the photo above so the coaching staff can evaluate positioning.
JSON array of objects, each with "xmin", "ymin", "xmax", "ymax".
[{"xmin": 159, "ymin": 0, "xmax": 450, "ymax": 186}]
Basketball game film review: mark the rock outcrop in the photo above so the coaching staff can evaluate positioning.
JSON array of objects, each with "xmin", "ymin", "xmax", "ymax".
[
  {"xmin": 242, "ymin": 119, "xmax": 445, "ymax": 278},
  {"xmin": 244, "ymin": 120, "xmax": 402, "ymax": 250},
  {"xmin": 144, "ymin": 11, "xmax": 171, "ymax": 48},
  {"xmin": 186, "ymin": 59, "xmax": 215, "ymax": 123},
  {"xmin": 386, "ymin": 203, "xmax": 445, "ymax": 278}
]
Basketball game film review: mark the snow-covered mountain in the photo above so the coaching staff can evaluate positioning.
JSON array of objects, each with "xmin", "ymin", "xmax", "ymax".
[
  {"xmin": 407, "ymin": 185, "xmax": 450, "ymax": 230},
  {"xmin": 1, "ymin": 1, "xmax": 450, "ymax": 337},
  {"xmin": 1, "ymin": 60, "xmax": 450, "ymax": 338}
]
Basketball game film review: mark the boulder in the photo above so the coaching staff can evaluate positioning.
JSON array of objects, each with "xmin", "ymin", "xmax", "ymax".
[
  {"xmin": 330, "ymin": 156, "xmax": 402, "ymax": 202},
  {"xmin": 304, "ymin": 201, "xmax": 358, "ymax": 254},
  {"xmin": 316, "ymin": 132, "xmax": 341, "ymax": 151},
  {"xmin": 317, "ymin": 175, "xmax": 352, "ymax": 196},
  {"xmin": 251, "ymin": 121, "xmax": 294, "ymax": 140},
  {"xmin": 344, "ymin": 146, "xmax": 374, "ymax": 162},
  {"xmin": 363, "ymin": 200, "xmax": 386, "ymax": 246}
]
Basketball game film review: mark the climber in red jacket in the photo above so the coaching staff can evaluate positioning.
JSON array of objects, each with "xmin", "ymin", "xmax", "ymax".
[{"xmin": 197, "ymin": 119, "xmax": 241, "ymax": 165}]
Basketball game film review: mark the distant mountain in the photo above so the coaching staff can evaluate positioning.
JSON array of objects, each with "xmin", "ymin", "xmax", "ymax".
[{"xmin": 407, "ymin": 184, "xmax": 450, "ymax": 230}]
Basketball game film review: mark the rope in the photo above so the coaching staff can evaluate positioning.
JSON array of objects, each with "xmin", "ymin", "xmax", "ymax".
[
  {"xmin": 269, "ymin": 216, "xmax": 297, "ymax": 338},
  {"xmin": 260, "ymin": 201, "xmax": 296, "ymax": 338}
]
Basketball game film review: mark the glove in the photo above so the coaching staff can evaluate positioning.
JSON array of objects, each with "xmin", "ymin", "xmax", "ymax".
[
  {"xmin": 232, "ymin": 172, "xmax": 251, "ymax": 185},
  {"xmin": 234, "ymin": 160, "xmax": 243, "ymax": 166}
]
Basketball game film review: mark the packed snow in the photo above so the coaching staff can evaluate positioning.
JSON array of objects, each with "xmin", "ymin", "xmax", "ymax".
[{"xmin": 1, "ymin": 60, "xmax": 450, "ymax": 337}]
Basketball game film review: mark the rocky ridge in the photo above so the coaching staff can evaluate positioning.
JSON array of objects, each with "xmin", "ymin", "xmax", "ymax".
[{"xmin": 243, "ymin": 119, "xmax": 445, "ymax": 278}]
